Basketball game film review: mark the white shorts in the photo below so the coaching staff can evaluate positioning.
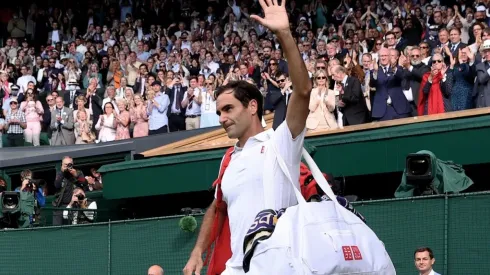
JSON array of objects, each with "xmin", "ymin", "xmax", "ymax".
[{"xmin": 221, "ymin": 266, "xmax": 246, "ymax": 275}]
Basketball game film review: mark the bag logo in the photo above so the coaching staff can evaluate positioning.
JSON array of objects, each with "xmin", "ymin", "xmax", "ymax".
[
  {"xmin": 261, "ymin": 146, "xmax": 265, "ymax": 154},
  {"xmin": 342, "ymin": 246, "xmax": 362, "ymax": 261}
]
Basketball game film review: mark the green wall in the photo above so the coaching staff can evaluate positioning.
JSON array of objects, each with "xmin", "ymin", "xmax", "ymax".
[
  {"xmin": 0, "ymin": 192, "xmax": 488, "ymax": 275},
  {"xmin": 100, "ymin": 114, "xmax": 490, "ymax": 200}
]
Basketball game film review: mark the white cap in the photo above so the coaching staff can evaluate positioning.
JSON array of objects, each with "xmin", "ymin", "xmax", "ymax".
[
  {"xmin": 476, "ymin": 5, "xmax": 486, "ymax": 12},
  {"xmin": 481, "ymin": 40, "xmax": 490, "ymax": 51}
]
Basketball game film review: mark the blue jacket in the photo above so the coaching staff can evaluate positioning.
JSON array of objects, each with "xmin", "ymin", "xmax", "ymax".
[{"xmin": 370, "ymin": 66, "xmax": 411, "ymax": 119}]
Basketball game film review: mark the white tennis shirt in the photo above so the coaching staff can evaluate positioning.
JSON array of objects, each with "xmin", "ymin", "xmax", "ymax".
[{"xmin": 218, "ymin": 122, "xmax": 306, "ymax": 268}]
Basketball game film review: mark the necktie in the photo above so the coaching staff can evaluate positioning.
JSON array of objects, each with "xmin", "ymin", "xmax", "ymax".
[
  {"xmin": 174, "ymin": 87, "xmax": 180, "ymax": 111},
  {"xmin": 451, "ymin": 44, "xmax": 456, "ymax": 52}
]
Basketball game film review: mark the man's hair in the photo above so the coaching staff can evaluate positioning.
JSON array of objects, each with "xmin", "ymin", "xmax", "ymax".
[
  {"xmin": 333, "ymin": 65, "xmax": 347, "ymax": 74},
  {"xmin": 215, "ymin": 81, "xmax": 263, "ymax": 120},
  {"xmin": 62, "ymin": 156, "xmax": 73, "ymax": 163},
  {"xmin": 414, "ymin": 247, "xmax": 434, "ymax": 259}
]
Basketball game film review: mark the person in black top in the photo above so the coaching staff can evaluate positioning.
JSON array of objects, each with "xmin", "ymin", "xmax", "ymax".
[{"xmin": 52, "ymin": 156, "xmax": 88, "ymax": 226}]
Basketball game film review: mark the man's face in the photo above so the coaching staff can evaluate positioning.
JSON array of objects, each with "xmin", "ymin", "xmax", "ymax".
[
  {"xmin": 326, "ymin": 44, "xmax": 336, "ymax": 56},
  {"xmin": 410, "ymin": 49, "xmax": 422, "ymax": 64},
  {"xmin": 263, "ymin": 48, "xmax": 271, "ymax": 58},
  {"xmin": 450, "ymin": 30, "xmax": 461, "ymax": 43},
  {"xmin": 393, "ymin": 28, "xmax": 402, "ymax": 39},
  {"xmin": 216, "ymin": 91, "xmax": 257, "ymax": 140},
  {"xmin": 414, "ymin": 251, "xmax": 434, "ymax": 273},
  {"xmin": 362, "ymin": 56, "xmax": 371, "ymax": 69},
  {"xmin": 28, "ymin": 83, "xmax": 35, "ymax": 90},
  {"xmin": 277, "ymin": 75, "xmax": 287, "ymax": 88},
  {"xmin": 46, "ymin": 96, "xmax": 55, "ymax": 106},
  {"xmin": 108, "ymin": 88, "xmax": 116, "ymax": 98},
  {"xmin": 190, "ymin": 79, "xmax": 197, "ymax": 88},
  {"xmin": 434, "ymin": 12, "xmax": 442, "ymax": 24},
  {"xmin": 438, "ymin": 30, "xmax": 449, "ymax": 43},
  {"xmin": 55, "ymin": 97, "xmax": 64, "ymax": 108},
  {"xmin": 386, "ymin": 34, "xmax": 396, "ymax": 46},
  {"xmin": 379, "ymin": 49, "xmax": 390, "ymax": 66}
]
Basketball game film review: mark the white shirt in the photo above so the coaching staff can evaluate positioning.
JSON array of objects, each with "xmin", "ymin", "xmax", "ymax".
[
  {"xmin": 420, "ymin": 269, "xmax": 435, "ymax": 275},
  {"xmin": 182, "ymin": 89, "xmax": 201, "ymax": 115},
  {"xmin": 102, "ymin": 97, "xmax": 120, "ymax": 114},
  {"xmin": 219, "ymin": 122, "xmax": 305, "ymax": 268},
  {"xmin": 16, "ymin": 75, "xmax": 36, "ymax": 94},
  {"xmin": 63, "ymin": 201, "xmax": 97, "ymax": 224},
  {"xmin": 200, "ymin": 90, "xmax": 216, "ymax": 114}
]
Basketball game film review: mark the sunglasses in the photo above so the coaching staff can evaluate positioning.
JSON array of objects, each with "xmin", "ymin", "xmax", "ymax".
[
  {"xmin": 270, "ymin": 63, "xmax": 277, "ymax": 65},
  {"xmin": 10, "ymin": 102, "xmax": 17, "ymax": 105},
  {"xmin": 316, "ymin": 76, "xmax": 326, "ymax": 80},
  {"xmin": 411, "ymin": 55, "xmax": 420, "ymax": 58},
  {"xmin": 316, "ymin": 66, "xmax": 326, "ymax": 70},
  {"xmin": 47, "ymin": 98, "xmax": 53, "ymax": 101},
  {"xmin": 277, "ymin": 79, "xmax": 286, "ymax": 83},
  {"xmin": 345, "ymin": 42, "xmax": 352, "ymax": 45},
  {"xmin": 376, "ymin": 43, "xmax": 382, "ymax": 45},
  {"xmin": 433, "ymin": 60, "xmax": 443, "ymax": 63},
  {"xmin": 420, "ymin": 46, "xmax": 428, "ymax": 49},
  {"xmin": 205, "ymin": 82, "xmax": 213, "ymax": 85}
]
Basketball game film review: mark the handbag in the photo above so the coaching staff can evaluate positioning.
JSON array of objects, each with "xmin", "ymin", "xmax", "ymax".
[{"xmin": 245, "ymin": 145, "xmax": 396, "ymax": 275}]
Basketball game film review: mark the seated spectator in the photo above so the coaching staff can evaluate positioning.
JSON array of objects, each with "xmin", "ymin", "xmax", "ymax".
[
  {"xmin": 86, "ymin": 167, "xmax": 103, "ymax": 191},
  {"xmin": 74, "ymin": 109, "xmax": 95, "ymax": 144}
]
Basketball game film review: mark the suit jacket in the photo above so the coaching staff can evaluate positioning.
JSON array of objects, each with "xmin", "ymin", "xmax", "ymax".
[
  {"xmin": 81, "ymin": 90, "xmax": 103, "ymax": 131},
  {"xmin": 270, "ymin": 89, "xmax": 291, "ymax": 130},
  {"xmin": 47, "ymin": 31, "xmax": 65, "ymax": 44},
  {"xmin": 63, "ymin": 89, "xmax": 83, "ymax": 108},
  {"xmin": 166, "ymin": 86, "xmax": 187, "ymax": 117},
  {"xmin": 401, "ymin": 63, "xmax": 430, "ymax": 113},
  {"xmin": 370, "ymin": 66, "xmax": 411, "ymax": 119},
  {"xmin": 340, "ymin": 76, "xmax": 369, "ymax": 126},
  {"xmin": 50, "ymin": 107, "xmax": 75, "ymax": 145},
  {"xmin": 474, "ymin": 62, "xmax": 490, "ymax": 108},
  {"xmin": 133, "ymin": 76, "xmax": 148, "ymax": 97},
  {"xmin": 449, "ymin": 42, "xmax": 467, "ymax": 56}
]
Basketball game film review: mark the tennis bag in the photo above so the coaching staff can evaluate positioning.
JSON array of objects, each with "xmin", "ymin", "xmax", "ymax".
[{"xmin": 245, "ymin": 146, "xmax": 396, "ymax": 275}]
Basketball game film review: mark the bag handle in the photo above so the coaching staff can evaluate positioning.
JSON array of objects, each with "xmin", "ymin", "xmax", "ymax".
[{"xmin": 270, "ymin": 141, "xmax": 338, "ymax": 206}]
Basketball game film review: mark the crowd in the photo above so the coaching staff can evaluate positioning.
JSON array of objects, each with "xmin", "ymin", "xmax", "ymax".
[{"xmin": 0, "ymin": 0, "xmax": 490, "ymax": 147}]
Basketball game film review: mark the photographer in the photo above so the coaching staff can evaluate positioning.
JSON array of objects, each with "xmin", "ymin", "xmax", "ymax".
[
  {"xmin": 15, "ymin": 170, "xmax": 46, "ymax": 225},
  {"xmin": 63, "ymin": 188, "xmax": 97, "ymax": 225},
  {"xmin": 52, "ymin": 156, "xmax": 88, "ymax": 226}
]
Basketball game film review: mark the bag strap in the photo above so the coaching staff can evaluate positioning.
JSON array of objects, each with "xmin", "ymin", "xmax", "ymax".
[
  {"xmin": 301, "ymin": 148, "xmax": 338, "ymax": 203},
  {"xmin": 270, "ymin": 142, "xmax": 338, "ymax": 206}
]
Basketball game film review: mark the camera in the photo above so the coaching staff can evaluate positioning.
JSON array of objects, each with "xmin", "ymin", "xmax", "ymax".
[
  {"xmin": 66, "ymin": 163, "xmax": 73, "ymax": 170},
  {"xmin": 76, "ymin": 194, "xmax": 85, "ymax": 201}
]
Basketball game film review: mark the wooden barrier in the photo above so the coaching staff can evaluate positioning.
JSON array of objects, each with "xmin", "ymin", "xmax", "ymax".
[{"xmin": 142, "ymin": 107, "xmax": 490, "ymax": 157}]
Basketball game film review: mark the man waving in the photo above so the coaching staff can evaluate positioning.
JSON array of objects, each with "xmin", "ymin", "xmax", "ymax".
[{"xmin": 183, "ymin": 0, "xmax": 312, "ymax": 274}]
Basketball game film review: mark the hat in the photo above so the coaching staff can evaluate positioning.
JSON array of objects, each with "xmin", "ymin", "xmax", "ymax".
[
  {"xmin": 68, "ymin": 78, "xmax": 78, "ymax": 85},
  {"xmin": 476, "ymin": 5, "xmax": 486, "ymax": 12},
  {"xmin": 330, "ymin": 35, "xmax": 340, "ymax": 41},
  {"xmin": 482, "ymin": 40, "xmax": 490, "ymax": 51},
  {"xmin": 151, "ymin": 81, "xmax": 162, "ymax": 86},
  {"xmin": 10, "ymin": 97, "xmax": 18, "ymax": 103},
  {"xmin": 299, "ymin": 17, "xmax": 307, "ymax": 22},
  {"xmin": 10, "ymin": 84, "xmax": 20, "ymax": 91}
]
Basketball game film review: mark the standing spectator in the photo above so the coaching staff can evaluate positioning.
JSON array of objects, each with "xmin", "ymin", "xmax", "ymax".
[
  {"xmin": 7, "ymin": 12, "xmax": 26, "ymax": 39},
  {"xmin": 95, "ymin": 102, "xmax": 117, "ymax": 142},
  {"xmin": 4, "ymin": 97, "xmax": 26, "ymax": 147},
  {"xmin": 130, "ymin": 93, "xmax": 149, "ymax": 137},
  {"xmin": 115, "ymin": 98, "xmax": 130, "ymax": 140},
  {"xmin": 450, "ymin": 47, "xmax": 475, "ymax": 111},
  {"xmin": 475, "ymin": 40, "xmax": 490, "ymax": 108},
  {"xmin": 50, "ymin": 96, "xmax": 76, "ymax": 146},
  {"xmin": 418, "ymin": 53, "xmax": 453, "ymax": 115},
  {"xmin": 74, "ymin": 109, "xmax": 94, "ymax": 144},
  {"xmin": 370, "ymin": 48, "xmax": 411, "ymax": 121},
  {"xmin": 306, "ymin": 70, "xmax": 337, "ymax": 131},
  {"xmin": 181, "ymin": 77, "xmax": 201, "ymax": 130},
  {"xmin": 19, "ymin": 89, "xmax": 43, "ymax": 146},
  {"xmin": 270, "ymin": 72, "xmax": 292, "ymax": 130},
  {"xmin": 0, "ymin": 110, "xmax": 5, "ymax": 148},
  {"xmin": 147, "ymin": 81, "xmax": 170, "ymax": 134}
]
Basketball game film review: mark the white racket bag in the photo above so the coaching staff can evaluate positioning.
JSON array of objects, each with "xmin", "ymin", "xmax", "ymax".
[{"xmin": 245, "ymin": 145, "xmax": 396, "ymax": 275}]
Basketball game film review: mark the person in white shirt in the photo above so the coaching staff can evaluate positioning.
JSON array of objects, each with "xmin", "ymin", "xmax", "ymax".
[
  {"xmin": 102, "ymin": 86, "xmax": 120, "ymax": 114},
  {"xmin": 200, "ymin": 80, "xmax": 220, "ymax": 128},
  {"xmin": 200, "ymin": 52, "xmax": 220, "ymax": 78},
  {"xmin": 181, "ymin": 77, "xmax": 202, "ymax": 130},
  {"xmin": 414, "ymin": 247, "xmax": 442, "ymax": 275},
  {"xmin": 183, "ymin": 1, "xmax": 313, "ymax": 274},
  {"xmin": 16, "ymin": 65, "xmax": 36, "ymax": 94}
]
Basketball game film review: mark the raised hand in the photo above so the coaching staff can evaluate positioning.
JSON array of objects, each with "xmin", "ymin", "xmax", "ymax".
[{"xmin": 250, "ymin": 0, "xmax": 289, "ymax": 33}]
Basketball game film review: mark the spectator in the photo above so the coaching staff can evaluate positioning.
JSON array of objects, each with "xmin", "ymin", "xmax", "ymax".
[
  {"xmin": 115, "ymin": 98, "xmax": 130, "ymax": 140},
  {"xmin": 74, "ymin": 109, "xmax": 95, "ymax": 144},
  {"xmin": 199, "ymin": 79, "xmax": 219, "ymax": 128},
  {"xmin": 147, "ymin": 81, "xmax": 170, "ymax": 134},
  {"xmin": 270, "ymin": 72, "xmax": 292, "ymax": 130},
  {"xmin": 306, "ymin": 70, "xmax": 337, "ymax": 131},
  {"xmin": 181, "ymin": 77, "xmax": 201, "ymax": 130},
  {"xmin": 95, "ymin": 102, "xmax": 117, "ymax": 142},
  {"xmin": 50, "ymin": 96, "xmax": 75, "ymax": 146},
  {"xmin": 19, "ymin": 88, "xmax": 43, "ymax": 146},
  {"xmin": 4, "ymin": 97, "xmax": 26, "ymax": 147}
]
